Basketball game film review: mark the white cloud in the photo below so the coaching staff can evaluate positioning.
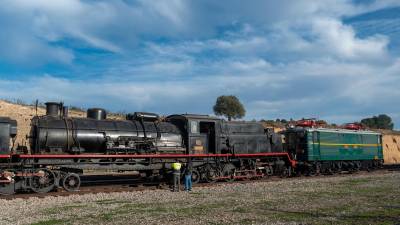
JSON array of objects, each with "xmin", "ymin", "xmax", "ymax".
[
  {"xmin": 1, "ymin": 51, "xmax": 399, "ymax": 126},
  {"xmin": 0, "ymin": 0, "xmax": 399, "ymax": 128},
  {"xmin": 311, "ymin": 17, "xmax": 389, "ymax": 60},
  {"xmin": 137, "ymin": 0, "xmax": 187, "ymax": 28},
  {"xmin": 0, "ymin": 0, "xmax": 397, "ymax": 64}
]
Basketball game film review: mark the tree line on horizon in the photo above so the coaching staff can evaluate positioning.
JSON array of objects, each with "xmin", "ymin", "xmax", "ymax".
[{"xmin": 212, "ymin": 95, "xmax": 395, "ymax": 130}]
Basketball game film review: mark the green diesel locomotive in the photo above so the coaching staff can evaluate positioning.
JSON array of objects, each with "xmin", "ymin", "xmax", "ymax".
[{"xmin": 284, "ymin": 126, "xmax": 383, "ymax": 175}]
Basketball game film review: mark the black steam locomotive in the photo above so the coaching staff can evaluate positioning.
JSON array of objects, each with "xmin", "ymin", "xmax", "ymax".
[
  {"xmin": 0, "ymin": 102, "xmax": 292, "ymax": 194},
  {"xmin": 30, "ymin": 102, "xmax": 282, "ymax": 156}
]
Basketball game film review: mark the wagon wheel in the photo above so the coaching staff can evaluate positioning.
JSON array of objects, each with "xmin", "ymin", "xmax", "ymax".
[
  {"xmin": 30, "ymin": 169, "xmax": 56, "ymax": 194},
  {"xmin": 62, "ymin": 173, "xmax": 81, "ymax": 192}
]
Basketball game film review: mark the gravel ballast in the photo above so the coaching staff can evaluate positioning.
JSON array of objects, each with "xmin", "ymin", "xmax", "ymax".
[{"xmin": 1, "ymin": 172, "xmax": 399, "ymax": 225}]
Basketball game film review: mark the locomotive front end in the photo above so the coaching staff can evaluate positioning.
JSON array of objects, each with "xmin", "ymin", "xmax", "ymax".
[{"xmin": 0, "ymin": 117, "xmax": 17, "ymax": 154}]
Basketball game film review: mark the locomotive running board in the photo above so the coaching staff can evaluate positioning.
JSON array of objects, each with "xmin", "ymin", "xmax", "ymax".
[{"xmin": 13, "ymin": 153, "xmax": 297, "ymax": 167}]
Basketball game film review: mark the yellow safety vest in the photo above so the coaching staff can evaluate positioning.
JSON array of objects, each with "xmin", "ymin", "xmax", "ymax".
[{"xmin": 171, "ymin": 162, "xmax": 182, "ymax": 170}]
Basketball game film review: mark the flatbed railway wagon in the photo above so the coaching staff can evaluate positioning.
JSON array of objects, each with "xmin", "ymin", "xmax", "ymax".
[{"xmin": 284, "ymin": 126, "xmax": 383, "ymax": 175}]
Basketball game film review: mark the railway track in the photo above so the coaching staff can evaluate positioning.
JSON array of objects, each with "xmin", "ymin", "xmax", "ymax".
[{"xmin": 1, "ymin": 166, "xmax": 398, "ymax": 200}]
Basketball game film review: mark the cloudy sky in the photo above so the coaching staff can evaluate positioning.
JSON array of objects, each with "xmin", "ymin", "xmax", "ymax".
[{"xmin": 0, "ymin": 0, "xmax": 399, "ymax": 128}]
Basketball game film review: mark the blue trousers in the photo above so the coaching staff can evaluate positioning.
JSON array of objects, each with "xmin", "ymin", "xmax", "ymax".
[{"xmin": 184, "ymin": 174, "xmax": 192, "ymax": 191}]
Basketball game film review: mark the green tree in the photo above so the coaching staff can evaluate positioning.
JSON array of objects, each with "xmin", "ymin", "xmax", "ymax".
[
  {"xmin": 213, "ymin": 95, "xmax": 246, "ymax": 121},
  {"xmin": 360, "ymin": 114, "xmax": 394, "ymax": 130}
]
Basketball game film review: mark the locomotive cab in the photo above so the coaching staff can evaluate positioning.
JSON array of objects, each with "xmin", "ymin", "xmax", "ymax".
[
  {"xmin": 191, "ymin": 120, "xmax": 217, "ymax": 154},
  {"xmin": 166, "ymin": 114, "xmax": 219, "ymax": 154},
  {"xmin": 166, "ymin": 114, "xmax": 283, "ymax": 155}
]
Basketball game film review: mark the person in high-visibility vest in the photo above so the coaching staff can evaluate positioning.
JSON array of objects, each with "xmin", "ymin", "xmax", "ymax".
[{"xmin": 171, "ymin": 162, "xmax": 182, "ymax": 192}]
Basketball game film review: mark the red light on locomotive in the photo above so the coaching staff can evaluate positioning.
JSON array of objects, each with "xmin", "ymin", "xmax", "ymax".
[
  {"xmin": 296, "ymin": 119, "xmax": 316, "ymax": 128},
  {"xmin": 344, "ymin": 123, "xmax": 363, "ymax": 130}
]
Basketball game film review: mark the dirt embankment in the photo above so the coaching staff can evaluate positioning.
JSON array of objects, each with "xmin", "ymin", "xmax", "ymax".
[{"xmin": 382, "ymin": 133, "xmax": 400, "ymax": 164}]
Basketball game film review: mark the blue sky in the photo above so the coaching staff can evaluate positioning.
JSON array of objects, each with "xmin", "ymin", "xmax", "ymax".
[{"xmin": 0, "ymin": 0, "xmax": 399, "ymax": 128}]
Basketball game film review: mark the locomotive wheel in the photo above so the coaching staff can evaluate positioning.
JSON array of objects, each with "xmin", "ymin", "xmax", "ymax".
[
  {"xmin": 62, "ymin": 173, "xmax": 81, "ymax": 192},
  {"xmin": 315, "ymin": 163, "xmax": 321, "ymax": 175},
  {"xmin": 0, "ymin": 171, "xmax": 16, "ymax": 195},
  {"xmin": 206, "ymin": 170, "xmax": 218, "ymax": 183},
  {"xmin": 335, "ymin": 161, "xmax": 343, "ymax": 173},
  {"xmin": 31, "ymin": 169, "xmax": 56, "ymax": 194},
  {"xmin": 191, "ymin": 170, "xmax": 200, "ymax": 184},
  {"xmin": 205, "ymin": 165, "xmax": 219, "ymax": 183},
  {"xmin": 222, "ymin": 164, "xmax": 236, "ymax": 182},
  {"xmin": 355, "ymin": 161, "xmax": 362, "ymax": 171},
  {"xmin": 0, "ymin": 183, "xmax": 16, "ymax": 195},
  {"xmin": 265, "ymin": 166, "xmax": 274, "ymax": 176},
  {"xmin": 280, "ymin": 166, "xmax": 292, "ymax": 178},
  {"xmin": 307, "ymin": 163, "xmax": 320, "ymax": 176}
]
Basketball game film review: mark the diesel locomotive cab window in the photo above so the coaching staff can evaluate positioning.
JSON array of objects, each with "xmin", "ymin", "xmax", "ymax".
[{"xmin": 190, "ymin": 121, "xmax": 199, "ymax": 134}]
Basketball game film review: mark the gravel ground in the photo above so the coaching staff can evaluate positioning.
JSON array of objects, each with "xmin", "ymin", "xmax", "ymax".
[{"xmin": 1, "ymin": 172, "xmax": 399, "ymax": 225}]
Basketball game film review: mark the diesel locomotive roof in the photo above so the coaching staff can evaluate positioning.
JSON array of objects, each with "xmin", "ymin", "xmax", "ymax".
[{"xmin": 289, "ymin": 127, "xmax": 381, "ymax": 135}]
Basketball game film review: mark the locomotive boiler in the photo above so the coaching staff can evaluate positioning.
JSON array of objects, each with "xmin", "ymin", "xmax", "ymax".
[{"xmin": 29, "ymin": 102, "xmax": 185, "ymax": 154}]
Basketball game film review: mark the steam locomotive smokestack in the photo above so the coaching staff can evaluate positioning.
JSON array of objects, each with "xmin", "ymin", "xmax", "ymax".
[
  {"xmin": 87, "ymin": 108, "xmax": 107, "ymax": 120},
  {"xmin": 62, "ymin": 106, "xmax": 69, "ymax": 118},
  {"xmin": 45, "ymin": 102, "xmax": 61, "ymax": 117}
]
